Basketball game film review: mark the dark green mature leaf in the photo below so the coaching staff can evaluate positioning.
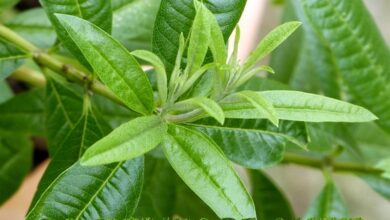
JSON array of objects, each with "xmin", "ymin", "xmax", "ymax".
[
  {"xmin": 81, "ymin": 115, "xmax": 167, "ymax": 166},
  {"xmin": 30, "ymin": 106, "xmax": 110, "ymax": 207},
  {"xmin": 162, "ymin": 124, "xmax": 256, "ymax": 219},
  {"xmin": 46, "ymin": 76, "xmax": 83, "ymax": 155},
  {"xmin": 0, "ymin": 135, "xmax": 32, "ymax": 205},
  {"xmin": 296, "ymin": 0, "xmax": 390, "ymax": 133},
  {"xmin": 135, "ymin": 156, "xmax": 176, "ymax": 218},
  {"xmin": 0, "ymin": 89, "xmax": 45, "ymax": 135},
  {"xmin": 250, "ymin": 170, "xmax": 294, "ymax": 220},
  {"xmin": 6, "ymin": 8, "xmax": 56, "ymax": 48},
  {"xmin": 360, "ymin": 174, "xmax": 390, "ymax": 201},
  {"xmin": 56, "ymin": 14, "xmax": 155, "ymax": 115},
  {"xmin": 26, "ymin": 157, "xmax": 144, "ymax": 220},
  {"xmin": 40, "ymin": 0, "xmax": 112, "ymax": 68},
  {"xmin": 0, "ymin": 38, "xmax": 29, "ymax": 80},
  {"xmin": 112, "ymin": 0, "xmax": 160, "ymax": 51},
  {"xmin": 0, "ymin": 80, "xmax": 12, "ymax": 104},
  {"xmin": 191, "ymin": 119, "xmax": 307, "ymax": 168},
  {"xmin": 153, "ymin": 0, "xmax": 246, "ymax": 73},
  {"xmin": 304, "ymin": 181, "xmax": 348, "ymax": 219}
]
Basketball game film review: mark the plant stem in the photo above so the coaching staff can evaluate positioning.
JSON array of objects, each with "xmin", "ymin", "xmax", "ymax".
[
  {"xmin": 12, "ymin": 67, "xmax": 46, "ymax": 87},
  {"xmin": 283, "ymin": 152, "xmax": 383, "ymax": 175},
  {"xmin": 0, "ymin": 24, "xmax": 124, "ymax": 106}
]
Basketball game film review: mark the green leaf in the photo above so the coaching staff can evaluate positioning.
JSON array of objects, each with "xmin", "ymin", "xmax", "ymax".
[
  {"xmin": 55, "ymin": 14, "xmax": 155, "ymax": 115},
  {"xmin": 134, "ymin": 156, "xmax": 176, "ymax": 218},
  {"xmin": 242, "ymin": 21, "xmax": 302, "ymax": 72},
  {"xmin": 81, "ymin": 115, "xmax": 167, "ymax": 166},
  {"xmin": 171, "ymin": 97, "xmax": 225, "ymax": 124},
  {"xmin": 360, "ymin": 174, "xmax": 390, "ymax": 201},
  {"xmin": 112, "ymin": 0, "xmax": 161, "ymax": 51},
  {"xmin": 375, "ymin": 158, "xmax": 390, "ymax": 179},
  {"xmin": 26, "ymin": 157, "xmax": 144, "ymax": 220},
  {"xmin": 153, "ymin": 0, "xmax": 246, "ymax": 73},
  {"xmin": 221, "ymin": 90, "xmax": 279, "ymax": 126},
  {"xmin": 205, "ymin": 6, "xmax": 227, "ymax": 67},
  {"xmin": 162, "ymin": 124, "xmax": 256, "ymax": 219},
  {"xmin": 222, "ymin": 90, "xmax": 377, "ymax": 123},
  {"xmin": 295, "ymin": 0, "xmax": 390, "ymax": 133},
  {"xmin": 0, "ymin": 80, "xmax": 12, "ymax": 104},
  {"xmin": 191, "ymin": 119, "xmax": 308, "ymax": 168},
  {"xmin": 0, "ymin": 89, "xmax": 45, "ymax": 135},
  {"xmin": 0, "ymin": 0, "xmax": 18, "ymax": 13},
  {"xmin": 131, "ymin": 49, "xmax": 167, "ymax": 104},
  {"xmin": 0, "ymin": 38, "xmax": 29, "ymax": 80},
  {"xmin": 40, "ymin": 0, "xmax": 112, "ymax": 68},
  {"xmin": 6, "ymin": 8, "xmax": 56, "ymax": 48},
  {"xmin": 250, "ymin": 170, "xmax": 294, "ymax": 220},
  {"xmin": 0, "ymin": 135, "xmax": 32, "ymax": 205},
  {"xmin": 304, "ymin": 181, "xmax": 348, "ymax": 219},
  {"xmin": 184, "ymin": 2, "xmax": 210, "ymax": 77},
  {"xmin": 46, "ymin": 75, "xmax": 83, "ymax": 155}
]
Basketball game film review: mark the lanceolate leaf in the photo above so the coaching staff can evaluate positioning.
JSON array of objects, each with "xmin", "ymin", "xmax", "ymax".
[
  {"xmin": 242, "ymin": 21, "xmax": 302, "ymax": 72},
  {"xmin": 26, "ymin": 157, "xmax": 144, "ymax": 220},
  {"xmin": 222, "ymin": 90, "xmax": 377, "ymax": 123},
  {"xmin": 0, "ymin": 135, "xmax": 32, "ymax": 205},
  {"xmin": 6, "ymin": 8, "xmax": 56, "ymax": 48},
  {"xmin": 153, "ymin": 0, "xmax": 246, "ymax": 73},
  {"xmin": 56, "ymin": 14, "xmax": 155, "ymax": 115},
  {"xmin": 0, "ymin": 89, "xmax": 45, "ymax": 135},
  {"xmin": 250, "ymin": 170, "xmax": 294, "ymax": 220},
  {"xmin": 162, "ymin": 124, "xmax": 256, "ymax": 219},
  {"xmin": 191, "ymin": 119, "xmax": 307, "ymax": 168},
  {"xmin": 0, "ymin": 38, "xmax": 29, "ymax": 80},
  {"xmin": 296, "ymin": 0, "xmax": 390, "ymax": 133},
  {"xmin": 81, "ymin": 115, "xmax": 167, "ymax": 166},
  {"xmin": 40, "ymin": 0, "xmax": 112, "ymax": 68},
  {"xmin": 46, "ymin": 75, "xmax": 83, "ymax": 155},
  {"xmin": 112, "ymin": 0, "xmax": 161, "ymax": 51},
  {"xmin": 304, "ymin": 181, "xmax": 348, "ymax": 219}
]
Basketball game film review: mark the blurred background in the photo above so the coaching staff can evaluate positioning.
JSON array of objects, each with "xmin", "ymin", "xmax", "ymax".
[{"xmin": 0, "ymin": 0, "xmax": 389, "ymax": 219}]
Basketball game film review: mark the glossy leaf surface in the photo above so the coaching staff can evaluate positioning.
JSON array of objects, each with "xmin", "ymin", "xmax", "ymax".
[
  {"xmin": 56, "ymin": 14, "xmax": 155, "ymax": 115},
  {"xmin": 81, "ymin": 115, "xmax": 167, "ymax": 166},
  {"xmin": 162, "ymin": 124, "xmax": 256, "ymax": 219},
  {"xmin": 0, "ymin": 38, "xmax": 28, "ymax": 80}
]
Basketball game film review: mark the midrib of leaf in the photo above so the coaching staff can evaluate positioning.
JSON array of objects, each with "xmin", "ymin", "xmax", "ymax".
[
  {"xmin": 7, "ymin": 24, "xmax": 53, "ymax": 31},
  {"xmin": 321, "ymin": 184, "xmax": 333, "ymax": 217},
  {"xmin": 49, "ymin": 80, "xmax": 75, "ymax": 128},
  {"xmin": 167, "ymin": 133, "xmax": 244, "ymax": 217},
  {"xmin": 74, "ymin": 162, "xmax": 123, "ymax": 219},
  {"xmin": 72, "ymin": 0, "xmax": 84, "ymax": 18},
  {"xmin": 77, "ymin": 114, "xmax": 89, "ymax": 159},
  {"xmin": 0, "ymin": 54, "xmax": 29, "ymax": 60}
]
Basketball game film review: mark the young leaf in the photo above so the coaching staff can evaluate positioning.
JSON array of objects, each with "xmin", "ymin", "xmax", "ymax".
[
  {"xmin": 260, "ymin": 90, "xmax": 378, "ymax": 122},
  {"xmin": 46, "ymin": 75, "xmax": 83, "ymax": 155},
  {"xmin": 191, "ymin": 119, "xmax": 307, "ymax": 168},
  {"xmin": 234, "ymin": 65, "xmax": 275, "ymax": 89},
  {"xmin": 81, "ymin": 115, "xmax": 167, "ymax": 166},
  {"xmin": 0, "ymin": 135, "xmax": 32, "ymax": 205},
  {"xmin": 184, "ymin": 2, "xmax": 210, "ymax": 76},
  {"xmin": 26, "ymin": 158, "xmax": 144, "ymax": 220},
  {"xmin": 0, "ymin": 89, "xmax": 45, "ymax": 135},
  {"xmin": 152, "ymin": 0, "xmax": 246, "ymax": 73},
  {"xmin": 304, "ymin": 181, "xmax": 348, "ymax": 219},
  {"xmin": 131, "ymin": 50, "xmax": 167, "ymax": 104},
  {"xmin": 250, "ymin": 170, "xmax": 295, "ymax": 220},
  {"xmin": 170, "ymin": 97, "xmax": 225, "ymax": 124},
  {"xmin": 375, "ymin": 158, "xmax": 390, "ymax": 179},
  {"xmin": 242, "ymin": 21, "xmax": 302, "ymax": 72},
  {"xmin": 162, "ymin": 124, "xmax": 256, "ymax": 219},
  {"xmin": 0, "ymin": 38, "xmax": 29, "ymax": 80},
  {"xmin": 55, "ymin": 14, "xmax": 155, "ymax": 115},
  {"xmin": 221, "ymin": 90, "xmax": 279, "ymax": 126}
]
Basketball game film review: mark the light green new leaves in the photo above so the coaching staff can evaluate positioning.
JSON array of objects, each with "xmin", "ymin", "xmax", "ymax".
[
  {"xmin": 171, "ymin": 97, "xmax": 225, "ymax": 124},
  {"xmin": 205, "ymin": 6, "xmax": 227, "ymax": 67},
  {"xmin": 184, "ymin": 2, "xmax": 210, "ymax": 77},
  {"xmin": 0, "ymin": 38, "xmax": 29, "ymax": 80},
  {"xmin": 304, "ymin": 182, "xmax": 348, "ymax": 219},
  {"xmin": 27, "ymin": 158, "xmax": 144, "ymax": 220},
  {"xmin": 242, "ymin": 21, "xmax": 302, "ymax": 72},
  {"xmin": 262, "ymin": 90, "xmax": 377, "ymax": 122},
  {"xmin": 131, "ymin": 50, "xmax": 167, "ymax": 104},
  {"xmin": 250, "ymin": 170, "xmax": 294, "ymax": 220},
  {"xmin": 0, "ymin": 135, "xmax": 32, "ymax": 205},
  {"xmin": 375, "ymin": 158, "xmax": 390, "ymax": 179},
  {"xmin": 221, "ymin": 90, "xmax": 279, "ymax": 126},
  {"xmin": 81, "ymin": 115, "xmax": 167, "ymax": 166},
  {"xmin": 55, "ymin": 14, "xmax": 154, "ymax": 115},
  {"xmin": 162, "ymin": 125, "xmax": 255, "ymax": 219}
]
